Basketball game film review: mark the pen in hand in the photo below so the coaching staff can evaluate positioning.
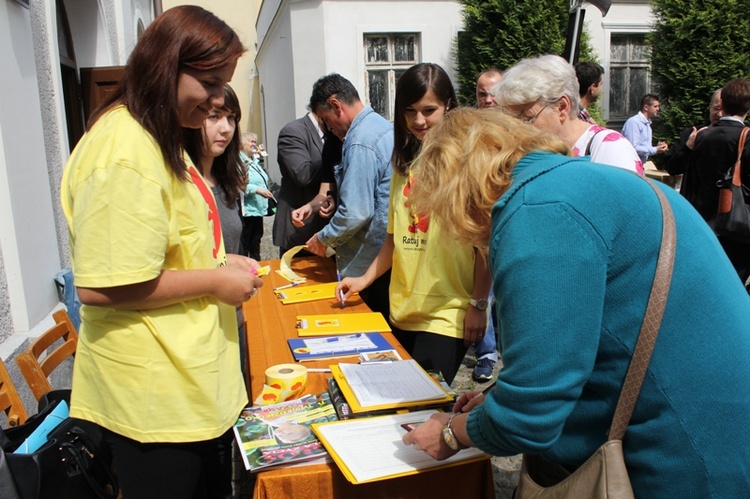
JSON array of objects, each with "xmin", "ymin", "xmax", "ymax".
[{"xmin": 336, "ymin": 271, "xmax": 346, "ymax": 308}]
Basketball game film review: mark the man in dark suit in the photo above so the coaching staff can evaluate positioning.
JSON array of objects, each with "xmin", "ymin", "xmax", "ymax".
[
  {"xmin": 685, "ymin": 78, "xmax": 750, "ymax": 282},
  {"xmin": 272, "ymin": 111, "xmax": 331, "ymax": 255}
]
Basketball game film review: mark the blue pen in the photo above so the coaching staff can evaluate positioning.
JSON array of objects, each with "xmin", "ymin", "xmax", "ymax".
[{"xmin": 336, "ymin": 270, "xmax": 346, "ymax": 308}]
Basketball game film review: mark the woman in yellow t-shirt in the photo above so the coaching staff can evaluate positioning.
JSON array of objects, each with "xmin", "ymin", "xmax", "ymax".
[
  {"xmin": 60, "ymin": 7, "xmax": 262, "ymax": 498},
  {"xmin": 336, "ymin": 63, "xmax": 491, "ymax": 384}
]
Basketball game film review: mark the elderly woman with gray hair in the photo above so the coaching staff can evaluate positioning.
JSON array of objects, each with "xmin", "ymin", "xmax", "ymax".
[
  {"xmin": 494, "ymin": 54, "xmax": 643, "ymax": 174},
  {"xmin": 401, "ymin": 108, "xmax": 750, "ymax": 498}
]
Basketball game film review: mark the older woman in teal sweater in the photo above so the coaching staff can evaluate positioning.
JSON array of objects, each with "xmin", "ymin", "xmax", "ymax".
[{"xmin": 403, "ymin": 109, "xmax": 750, "ymax": 497}]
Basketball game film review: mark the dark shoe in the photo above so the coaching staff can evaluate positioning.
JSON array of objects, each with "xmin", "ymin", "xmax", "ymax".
[{"xmin": 472, "ymin": 358, "xmax": 495, "ymax": 382}]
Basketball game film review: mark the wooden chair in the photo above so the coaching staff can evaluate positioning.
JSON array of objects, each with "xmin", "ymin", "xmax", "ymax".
[
  {"xmin": 0, "ymin": 358, "xmax": 29, "ymax": 427},
  {"xmin": 15, "ymin": 309, "xmax": 78, "ymax": 402}
]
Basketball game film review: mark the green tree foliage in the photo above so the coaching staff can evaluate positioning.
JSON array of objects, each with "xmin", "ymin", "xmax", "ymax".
[
  {"xmin": 650, "ymin": 0, "xmax": 750, "ymax": 142},
  {"xmin": 455, "ymin": 0, "xmax": 598, "ymax": 106}
]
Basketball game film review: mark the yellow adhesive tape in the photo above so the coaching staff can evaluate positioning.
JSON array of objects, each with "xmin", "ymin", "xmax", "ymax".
[{"xmin": 255, "ymin": 364, "xmax": 308, "ymax": 405}]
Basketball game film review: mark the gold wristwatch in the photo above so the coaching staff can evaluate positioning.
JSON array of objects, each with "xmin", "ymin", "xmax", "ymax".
[{"xmin": 441, "ymin": 414, "xmax": 465, "ymax": 451}]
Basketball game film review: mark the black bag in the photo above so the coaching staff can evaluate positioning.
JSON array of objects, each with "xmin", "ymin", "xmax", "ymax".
[
  {"xmin": 1, "ymin": 391, "xmax": 118, "ymax": 499},
  {"xmin": 713, "ymin": 127, "xmax": 750, "ymax": 243}
]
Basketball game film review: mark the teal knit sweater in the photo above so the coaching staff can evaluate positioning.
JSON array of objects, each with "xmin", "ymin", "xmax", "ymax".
[{"xmin": 466, "ymin": 152, "xmax": 750, "ymax": 498}]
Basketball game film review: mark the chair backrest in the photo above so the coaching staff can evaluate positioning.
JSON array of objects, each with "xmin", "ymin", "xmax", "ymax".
[
  {"xmin": 15, "ymin": 309, "xmax": 78, "ymax": 402},
  {"xmin": 0, "ymin": 358, "xmax": 29, "ymax": 427}
]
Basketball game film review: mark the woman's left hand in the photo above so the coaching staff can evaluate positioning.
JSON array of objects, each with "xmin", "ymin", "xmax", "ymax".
[
  {"xmin": 463, "ymin": 305, "xmax": 488, "ymax": 346},
  {"xmin": 257, "ymin": 188, "xmax": 274, "ymax": 199},
  {"xmin": 401, "ymin": 412, "xmax": 459, "ymax": 461},
  {"xmin": 227, "ymin": 254, "xmax": 261, "ymax": 273}
]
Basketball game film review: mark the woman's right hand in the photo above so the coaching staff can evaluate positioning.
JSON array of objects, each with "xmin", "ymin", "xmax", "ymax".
[
  {"xmin": 291, "ymin": 204, "xmax": 313, "ymax": 227},
  {"xmin": 453, "ymin": 390, "xmax": 484, "ymax": 413},
  {"xmin": 336, "ymin": 276, "xmax": 370, "ymax": 301},
  {"xmin": 213, "ymin": 265, "xmax": 264, "ymax": 307}
]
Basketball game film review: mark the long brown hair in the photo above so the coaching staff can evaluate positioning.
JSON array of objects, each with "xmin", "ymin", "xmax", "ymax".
[
  {"xmin": 184, "ymin": 84, "xmax": 247, "ymax": 207},
  {"xmin": 392, "ymin": 63, "xmax": 458, "ymax": 175},
  {"xmin": 88, "ymin": 6, "xmax": 245, "ymax": 179}
]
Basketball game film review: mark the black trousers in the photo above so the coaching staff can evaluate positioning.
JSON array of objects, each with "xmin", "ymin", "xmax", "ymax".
[
  {"xmin": 103, "ymin": 426, "xmax": 234, "ymax": 499},
  {"xmin": 240, "ymin": 216, "xmax": 263, "ymax": 261}
]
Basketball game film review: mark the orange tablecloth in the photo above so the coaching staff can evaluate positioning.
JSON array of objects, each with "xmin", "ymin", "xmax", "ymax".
[{"xmin": 242, "ymin": 256, "xmax": 494, "ymax": 499}]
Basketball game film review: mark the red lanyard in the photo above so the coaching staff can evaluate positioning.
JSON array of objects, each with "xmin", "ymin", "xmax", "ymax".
[{"xmin": 188, "ymin": 166, "xmax": 222, "ymax": 258}]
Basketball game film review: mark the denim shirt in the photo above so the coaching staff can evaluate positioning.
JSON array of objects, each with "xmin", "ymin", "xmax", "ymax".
[{"xmin": 318, "ymin": 107, "xmax": 393, "ymax": 277}]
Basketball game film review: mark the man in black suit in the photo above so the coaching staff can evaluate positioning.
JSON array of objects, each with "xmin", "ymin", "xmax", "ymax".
[
  {"xmin": 685, "ymin": 78, "xmax": 750, "ymax": 282},
  {"xmin": 272, "ymin": 111, "xmax": 332, "ymax": 255}
]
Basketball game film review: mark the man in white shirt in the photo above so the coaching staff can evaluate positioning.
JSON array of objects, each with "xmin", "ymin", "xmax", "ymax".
[{"xmin": 621, "ymin": 94, "xmax": 669, "ymax": 163}]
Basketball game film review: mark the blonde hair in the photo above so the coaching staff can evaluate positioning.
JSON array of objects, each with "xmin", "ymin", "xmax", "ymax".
[{"xmin": 409, "ymin": 108, "xmax": 569, "ymax": 249}]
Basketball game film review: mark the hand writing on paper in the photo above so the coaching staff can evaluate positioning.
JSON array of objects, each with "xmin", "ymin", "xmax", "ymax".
[
  {"xmin": 401, "ymin": 412, "xmax": 457, "ymax": 460},
  {"xmin": 336, "ymin": 275, "xmax": 370, "ymax": 303}
]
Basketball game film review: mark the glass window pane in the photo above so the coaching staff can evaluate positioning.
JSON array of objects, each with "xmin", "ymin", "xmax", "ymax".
[
  {"xmin": 610, "ymin": 36, "xmax": 627, "ymax": 62},
  {"xmin": 366, "ymin": 37, "xmax": 389, "ymax": 63},
  {"xmin": 630, "ymin": 36, "xmax": 650, "ymax": 62},
  {"xmin": 629, "ymin": 68, "xmax": 649, "ymax": 116},
  {"xmin": 609, "ymin": 68, "xmax": 626, "ymax": 117},
  {"xmin": 368, "ymin": 71, "xmax": 388, "ymax": 119},
  {"xmin": 394, "ymin": 69, "xmax": 406, "ymax": 91},
  {"xmin": 393, "ymin": 36, "xmax": 415, "ymax": 62}
]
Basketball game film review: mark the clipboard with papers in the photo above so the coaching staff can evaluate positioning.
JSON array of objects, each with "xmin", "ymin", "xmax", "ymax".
[
  {"xmin": 311, "ymin": 409, "xmax": 488, "ymax": 484},
  {"xmin": 329, "ymin": 360, "xmax": 454, "ymax": 414},
  {"xmin": 295, "ymin": 312, "xmax": 391, "ymax": 336}
]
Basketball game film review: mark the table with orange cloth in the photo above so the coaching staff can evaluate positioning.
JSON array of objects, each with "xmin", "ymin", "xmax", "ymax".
[{"xmin": 242, "ymin": 256, "xmax": 494, "ymax": 499}]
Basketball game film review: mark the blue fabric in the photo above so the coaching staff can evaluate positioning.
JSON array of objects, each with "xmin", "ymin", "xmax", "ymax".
[
  {"xmin": 466, "ymin": 152, "xmax": 750, "ymax": 497},
  {"xmin": 621, "ymin": 112, "xmax": 656, "ymax": 163},
  {"xmin": 241, "ymin": 152, "xmax": 271, "ymax": 217},
  {"xmin": 473, "ymin": 289, "xmax": 498, "ymax": 362},
  {"xmin": 318, "ymin": 107, "xmax": 393, "ymax": 277},
  {"xmin": 54, "ymin": 268, "xmax": 81, "ymax": 330}
]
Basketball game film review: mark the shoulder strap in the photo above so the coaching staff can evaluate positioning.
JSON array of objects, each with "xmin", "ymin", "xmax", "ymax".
[
  {"xmin": 730, "ymin": 127, "xmax": 750, "ymax": 188},
  {"xmin": 584, "ymin": 129, "xmax": 606, "ymax": 157},
  {"xmin": 608, "ymin": 178, "xmax": 676, "ymax": 440}
]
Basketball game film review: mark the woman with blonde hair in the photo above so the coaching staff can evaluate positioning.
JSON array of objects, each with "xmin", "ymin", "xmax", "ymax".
[{"xmin": 402, "ymin": 108, "xmax": 750, "ymax": 498}]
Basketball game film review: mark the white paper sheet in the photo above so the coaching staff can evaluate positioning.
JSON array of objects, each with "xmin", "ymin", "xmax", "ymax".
[
  {"xmin": 314, "ymin": 410, "xmax": 486, "ymax": 483},
  {"xmin": 338, "ymin": 360, "xmax": 448, "ymax": 407}
]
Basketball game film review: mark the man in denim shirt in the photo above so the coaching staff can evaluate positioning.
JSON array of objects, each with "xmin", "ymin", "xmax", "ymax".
[{"xmin": 304, "ymin": 73, "xmax": 393, "ymax": 318}]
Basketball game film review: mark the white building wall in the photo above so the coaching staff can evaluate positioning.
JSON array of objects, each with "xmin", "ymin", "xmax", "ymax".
[
  {"xmin": 257, "ymin": 0, "xmax": 462, "ymax": 183},
  {"xmin": 0, "ymin": 1, "xmax": 62, "ymax": 335},
  {"xmin": 0, "ymin": 0, "xmax": 152, "ymax": 346}
]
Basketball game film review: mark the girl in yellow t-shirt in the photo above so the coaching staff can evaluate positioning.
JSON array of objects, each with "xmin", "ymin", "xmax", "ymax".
[
  {"xmin": 336, "ymin": 63, "xmax": 491, "ymax": 384},
  {"xmin": 60, "ymin": 7, "xmax": 262, "ymax": 498}
]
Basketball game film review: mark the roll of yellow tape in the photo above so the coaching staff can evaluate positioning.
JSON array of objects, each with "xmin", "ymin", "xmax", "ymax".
[{"xmin": 255, "ymin": 364, "xmax": 308, "ymax": 405}]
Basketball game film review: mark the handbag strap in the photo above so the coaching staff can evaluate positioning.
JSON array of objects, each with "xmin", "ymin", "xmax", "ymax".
[
  {"xmin": 731, "ymin": 127, "xmax": 750, "ymax": 187},
  {"xmin": 608, "ymin": 178, "xmax": 676, "ymax": 440}
]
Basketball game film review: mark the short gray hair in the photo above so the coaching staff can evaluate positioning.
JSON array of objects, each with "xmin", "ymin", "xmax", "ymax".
[{"xmin": 493, "ymin": 55, "xmax": 580, "ymax": 118}]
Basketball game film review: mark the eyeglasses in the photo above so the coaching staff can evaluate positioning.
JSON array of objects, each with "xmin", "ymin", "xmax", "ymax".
[
  {"xmin": 521, "ymin": 102, "xmax": 555, "ymax": 124},
  {"xmin": 504, "ymin": 100, "xmax": 557, "ymax": 124}
]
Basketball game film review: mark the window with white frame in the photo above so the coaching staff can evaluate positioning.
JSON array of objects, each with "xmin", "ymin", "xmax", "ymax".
[
  {"xmin": 364, "ymin": 33, "xmax": 420, "ymax": 121},
  {"xmin": 609, "ymin": 34, "xmax": 651, "ymax": 120}
]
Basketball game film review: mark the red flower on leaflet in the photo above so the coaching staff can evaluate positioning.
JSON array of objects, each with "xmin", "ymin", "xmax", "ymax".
[{"xmin": 403, "ymin": 176, "xmax": 430, "ymax": 234}]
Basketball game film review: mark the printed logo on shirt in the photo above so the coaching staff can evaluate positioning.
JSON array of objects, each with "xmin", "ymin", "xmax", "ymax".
[{"xmin": 188, "ymin": 166, "xmax": 223, "ymax": 259}]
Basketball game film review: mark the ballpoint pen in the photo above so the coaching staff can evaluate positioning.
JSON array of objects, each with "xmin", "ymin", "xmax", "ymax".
[
  {"xmin": 336, "ymin": 270, "xmax": 346, "ymax": 308},
  {"xmin": 273, "ymin": 282, "xmax": 300, "ymax": 292}
]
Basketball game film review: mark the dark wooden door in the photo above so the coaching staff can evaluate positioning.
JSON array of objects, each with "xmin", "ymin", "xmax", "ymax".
[{"xmin": 80, "ymin": 66, "xmax": 125, "ymax": 125}]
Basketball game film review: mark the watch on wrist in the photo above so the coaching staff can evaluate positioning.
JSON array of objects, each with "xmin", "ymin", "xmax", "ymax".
[
  {"xmin": 469, "ymin": 297, "xmax": 489, "ymax": 311},
  {"xmin": 442, "ymin": 414, "xmax": 466, "ymax": 451}
]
